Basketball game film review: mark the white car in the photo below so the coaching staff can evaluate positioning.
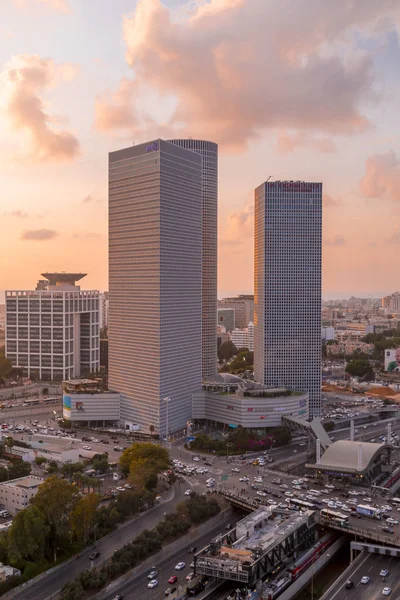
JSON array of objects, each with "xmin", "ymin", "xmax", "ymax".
[
  {"xmin": 382, "ymin": 588, "xmax": 392, "ymax": 596},
  {"xmin": 386, "ymin": 518, "xmax": 398, "ymax": 525},
  {"xmin": 360, "ymin": 576, "xmax": 370, "ymax": 584},
  {"xmin": 328, "ymin": 502, "xmax": 337, "ymax": 509},
  {"xmin": 192, "ymin": 457, "xmax": 200, "ymax": 462},
  {"xmin": 83, "ymin": 445, "xmax": 91, "ymax": 450},
  {"xmin": 256, "ymin": 491, "xmax": 267, "ymax": 497},
  {"xmin": 175, "ymin": 562, "xmax": 186, "ymax": 570},
  {"xmin": 184, "ymin": 490, "xmax": 192, "ymax": 496},
  {"xmin": 342, "ymin": 506, "xmax": 352, "ymax": 513},
  {"xmin": 254, "ymin": 477, "xmax": 263, "ymax": 483},
  {"xmin": 231, "ymin": 468, "xmax": 240, "ymax": 473},
  {"xmin": 148, "ymin": 579, "xmax": 158, "ymax": 588},
  {"xmin": 239, "ymin": 477, "xmax": 249, "ymax": 482},
  {"xmin": 285, "ymin": 492, "xmax": 294, "ymax": 497}
]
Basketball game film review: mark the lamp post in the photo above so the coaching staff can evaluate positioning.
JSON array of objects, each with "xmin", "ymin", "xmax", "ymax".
[{"xmin": 163, "ymin": 397, "xmax": 171, "ymax": 447}]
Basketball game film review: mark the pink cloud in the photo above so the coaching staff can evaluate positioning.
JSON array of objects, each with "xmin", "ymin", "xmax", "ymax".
[
  {"xmin": 360, "ymin": 150, "xmax": 400, "ymax": 201},
  {"xmin": 323, "ymin": 194, "xmax": 342, "ymax": 208},
  {"xmin": 0, "ymin": 54, "xmax": 79, "ymax": 162},
  {"xmin": 221, "ymin": 200, "xmax": 254, "ymax": 247},
  {"xmin": 95, "ymin": 0, "xmax": 399, "ymax": 148},
  {"xmin": 278, "ymin": 130, "xmax": 336, "ymax": 154}
]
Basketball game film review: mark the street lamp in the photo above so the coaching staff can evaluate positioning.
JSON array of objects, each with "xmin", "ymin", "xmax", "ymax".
[{"xmin": 163, "ymin": 397, "xmax": 171, "ymax": 446}]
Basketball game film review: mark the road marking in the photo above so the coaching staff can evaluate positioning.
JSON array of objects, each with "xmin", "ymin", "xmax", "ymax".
[{"xmin": 368, "ymin": 565, "xmax": 373, "ymax": 572}]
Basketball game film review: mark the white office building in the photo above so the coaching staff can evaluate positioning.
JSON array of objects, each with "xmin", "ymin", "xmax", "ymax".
[
  {"xmin": 169, "ymin": 139, "xmax": 218, "ymax": 379},
  {"xmin": 108, "ymin": 139, "xmax": 203, "ymax": 435},
  {"xmin": 231, "ymin": 322, "xmax": 254, "ymax": 351},
  {"xmin": 5, "ymin": 273, "xmax": 100, "ymax": 381},
  {"xmin": 254, "ymin": 180, "xmax": 322, "ymax": 418}
]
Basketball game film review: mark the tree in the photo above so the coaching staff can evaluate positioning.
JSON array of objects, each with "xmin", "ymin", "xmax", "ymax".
[
  {"xmin": 92, "ymin": 456, "xmax": 109, "ymax": 474},
  {"xmin": 119, "ymin": 443, "xmax": 169, "ymax": 477},
  {"xmin": 0, "ymin": 351, "xmax": 12, "ymax": 383},
  {"xmin": 346, "ymin": 359, "xmax": 374, "ymax": 380},
  {"xmin": 218, "ymin": 340, "xmax": 237, "ymax": 363},
  {"xmin": 8, "ymin": 506, "xmax": 49, "ymax": 563},
  {"xmin": 9, "ymin": 461, "xmax": 31, "ymax": 479},
  {"xmin": 71, "ymin": 493, "xmax": 100, "ymax": 544},
  {"xmin": 60, "ymin": 580, "xmax": 85, "ymax": 600},
  {"xmin": 35, "ymin": 456, "xmax": 47, "ymax": 467},
  {"xmin": 5, "ymin": 437, "xmax": 14, "ymax": 450},
  {"xmin": 31, "ymin": 476, "xmax": 79, "ymax": 560}
]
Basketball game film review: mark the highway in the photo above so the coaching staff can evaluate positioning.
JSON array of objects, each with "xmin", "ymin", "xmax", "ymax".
[
  {"xmin": 102, "ymin": 514, "xmax": 235, "ymax": 600},
  {"xmin": 13, "ymin": 487, "xmax": 190, "ymax": 600},
  {"xmin": 322, "ymin": 553, "xmax": 400, "ymax": 600}
]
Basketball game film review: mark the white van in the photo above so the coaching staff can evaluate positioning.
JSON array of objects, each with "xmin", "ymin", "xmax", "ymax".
[{"xmin": 0, "ymin": 510, "xmax": 10, "ymax": 518}]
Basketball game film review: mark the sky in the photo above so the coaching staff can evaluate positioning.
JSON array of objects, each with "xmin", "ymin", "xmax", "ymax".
[{"xmin": 1, "ymin": 0, "xmax": 400, "ymax": 301}]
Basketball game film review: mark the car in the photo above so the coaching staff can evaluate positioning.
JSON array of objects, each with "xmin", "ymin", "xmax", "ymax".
[
  {"xmin": 293, "ymin": 449, "xmax": 298, "ymax": 453},
  {"xmin": 175, "ymin": 562, "xmax": 185, "ymax": 570},
  {"xmin": 360, "ymin": 576, "xmax": 370, "ymax": 584},
  {"xmin": 386, "ymin": 518, "xmax": 398, "ymax": 525},
  {"xmin": 116, "ymin": 486, "xmax": 125, "ymax": 492},
  {"xmin": 345, "ymin": 580, "xmax": 354, "ymax": 589},
  {"xmin": 184, "ymin": 490, "xmax": 192, "ymax": 496},
  {"xmin": 239, "ymin": 477, "xmax": 249, "ymax": 482},
  {"xmin": 380, "ymin": 569, "xmax": 389, "ymax": 577},
  {"xmin": 192, "ymin": 456, "xmax": 200, "ymax": 462},
  {"xmin": 190, "ymin": 561, "xmax": 195, "ymax": 568},
  {"xmin": 285, "ymin": 491, "xmax": 293, "ymax": 497},
  {"xmin": 148, "ymin": 571, "xmax": 158, "ymax": 579},
  {"xmin": 254, "ymin": 477, "xmax": 263, "ymax": 483},
  {"xmin": 83, "ymin": 445, "xmax": 92, "ymax": 450},
  {"xmin": 231, "ymin": 468, "xmax": 240, "ymax": 473},
  {"xmin": 89, "ymin": 551, "xmax": 100, "ymax": 560},
  {"xmin": 382, "ymin": 588, "xmax": 392, "ymax": 596},
  {"xmin": 148, "ymin": 580, "xmax": 158, "ymax": 589},
  {"xmin": 165, "ymin": 587, "xmax": 177, "ymax": 596},
  {"xmin": 342, "ymin": 506, "xmax": 352, "ymax": 513},
  {"xmin": 168, "ymin": 575, "xmax": 178, "ymax": 584},
  {"xmin": 256, "ymin": 491, "xmax": 267, "ymax": 497},
  {"xmin": 382, "ymin": 526, "xmax": 394, "ymax": 534},
  {"xmin": 186, "ymin": 572, "xmax": 195, "ymax": 581}
]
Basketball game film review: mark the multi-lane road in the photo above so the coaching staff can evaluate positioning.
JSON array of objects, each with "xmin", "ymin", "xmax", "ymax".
[{"xmin": 322, "ymin": 552, "xmax": 400, "ymax": 600}]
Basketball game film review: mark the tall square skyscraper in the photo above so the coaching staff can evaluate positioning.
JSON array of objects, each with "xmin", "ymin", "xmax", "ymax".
[
  {"xmin": 254, "ymin": 180, "xmax": 322, "ymax": 418},
  {"xmin": 108, "ymin": 139, "xmax": 202, "ymax": 435},
  {"xmin": 169, "ymin": 139, "xmax": 218, "ymax": 379}
]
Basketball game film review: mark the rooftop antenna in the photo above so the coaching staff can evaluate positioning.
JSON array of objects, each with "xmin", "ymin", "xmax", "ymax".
[{"xmin": 266, "ymin": 175, "xmax": 272, "ymax": 182}]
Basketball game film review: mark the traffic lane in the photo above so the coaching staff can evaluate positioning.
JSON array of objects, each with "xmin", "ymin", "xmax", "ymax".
[
  {"xmin": 323, "ymin": 553, "xmax": 400, "ymax": 600},
  {"xmin": 12, "ymin": 487, "xmax": 187, "ymax": 600},
  {"xmin": 103, "ymin": 514, "xmax": 235, "ymax": 600}
]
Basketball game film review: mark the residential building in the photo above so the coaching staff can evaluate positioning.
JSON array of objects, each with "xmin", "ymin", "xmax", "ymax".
[
  {"xmin": 218, "ymin": 295, "xmax": 254, "ymax": 329},
  {"xmin": 5, "ymin": 273, "xmax": 100, "ymax": 381},
  {"xmin": 0, "ymin": 476, "xmax": 44, "ymax": 515},
  {"xmin": 382, "ymin": 292, "xmax": 400, "ymax": 313},
  {"xmin": 99, "ymin": 292, "xmax": 109, "ymax": 330},
  {"xmin": 168, "ymin": 139, "xmax": 218, "ymax": 379},
  {"xmin": 217, "ymin": 307, "xmax": 235, "ymax": 333},
  {"xmin": 321, "ymin": 326, "xmax": 335, "ymax": 341},
  {"xmin": 231, "ymin": 322, "xmax": 254, "ymax": 351},
  {"xmin": 254, "ymin": 180, "xmax": 322, "ymax": 418},
  {"xmin": 108, "ymin": 139, "xmax": 202, "ymax": 435}
]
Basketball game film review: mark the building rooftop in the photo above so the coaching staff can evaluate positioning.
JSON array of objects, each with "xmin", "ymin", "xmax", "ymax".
[
  {"xmin": 0, "ymin": 475, "xmax": 44, "ymax": 489},
  {"xmin": 41, "ymin": 273, "xmax": 87, "ymax": 286},
  {"xmin": 318, "ymin": 440, "xmax": 387, "ymax": 472}
]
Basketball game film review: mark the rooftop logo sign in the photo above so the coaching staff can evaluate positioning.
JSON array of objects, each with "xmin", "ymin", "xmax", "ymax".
[{"xmin": 145, "ymin": 141, "xmax": 159, "ymax": 153}]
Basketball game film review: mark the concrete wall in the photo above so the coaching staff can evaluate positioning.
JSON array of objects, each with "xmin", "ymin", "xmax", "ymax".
[{"xmin": 0, "ymin": 384, "xmax": 61, "ymax": 400}]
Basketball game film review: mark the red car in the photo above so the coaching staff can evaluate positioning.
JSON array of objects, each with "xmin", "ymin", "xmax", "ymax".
[{"xmin": 168, "ymin": 575, "xmax": 178, "ymax": 584}]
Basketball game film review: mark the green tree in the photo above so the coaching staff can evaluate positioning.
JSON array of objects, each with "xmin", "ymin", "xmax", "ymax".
[
  {"xmin": 5, "ymin": 437, "xmax": 14, "ymax": 450},
  {"xmin": 60, "ymin": 580, "xmax": 85, "ymax": 600},
  {"xmin": 119, "ymin": 442, "xmax": 169, "ymax": 477},
  {"xmin": 346, "ymin": 359, "xmax": 374, "ymax": 380},
  {"xmin": 0, "ymin": 351, "xmax": 12, "ymax": 383},
  {"xmin": 71, "ymin": 493, "xmax": 100, "ymax": 544},
  {"xmin": 31, "ymin": 476, "xmax": 79, "ymax": 560},
  {"xmin": 35, "ymin": 456, "xmax": 47, "ymax": 467},
  {"xmin": 92, "ymin": 456, "xmax": 109, "ymax": 474},
  {"xmin": 8, "ymin": 506, "xmax": 49, "ymax": 563},
  {"xmin": 218, "ymin": 340, "xmax": 237, "ymax": 363},
  {"xmin": 9, "ymin": 461, "xmax": 31, "ymax": 479}
]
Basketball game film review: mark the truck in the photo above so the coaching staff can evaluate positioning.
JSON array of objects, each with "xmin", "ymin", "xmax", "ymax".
[{"xmin": 356, "ymin": 504, "xmax": 382, "ymax": 519}]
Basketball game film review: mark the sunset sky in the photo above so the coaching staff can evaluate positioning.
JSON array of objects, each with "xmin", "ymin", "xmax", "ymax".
[{"xmin": 1, "ymin": 0, "xmax": 400, "ymax": 301}]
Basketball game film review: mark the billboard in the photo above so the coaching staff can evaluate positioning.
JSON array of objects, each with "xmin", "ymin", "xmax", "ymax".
[
  {"xmin": 63, "ymin": 395, "xmax": 71, "ymax": 419},
  {"xmin": 385, "ymin": 348, "xmax": 400, "ymax": 372}
]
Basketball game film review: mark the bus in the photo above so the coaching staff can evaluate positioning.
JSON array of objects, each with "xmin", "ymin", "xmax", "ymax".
[
  {"xmin": 43, "ymin": 397, "xmax": 59, "ymax": 405},
  {"xmin": 392, "ymin": 498, "xmax": 400, "ymax": 507},
  {"xmin": 25, "ymin": 399, "xmax": 40, "ymax": 406},
  {"xmin": 286, "ymin": 498, "xmax": 316, "ymax": 510},
  {"xmin": 320, "ymin": 509, "xmax": 349, "ymax": 527}
]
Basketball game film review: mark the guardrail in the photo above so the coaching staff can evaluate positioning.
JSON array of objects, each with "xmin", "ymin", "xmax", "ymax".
[{"xmin": 318, "ymin": 516, "xmax": 400, "ymax": 547}]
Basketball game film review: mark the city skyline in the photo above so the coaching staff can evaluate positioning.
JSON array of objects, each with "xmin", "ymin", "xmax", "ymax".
[{"xmin": 0, "ymin": 0, "xmax": 400, "ymax": 299}]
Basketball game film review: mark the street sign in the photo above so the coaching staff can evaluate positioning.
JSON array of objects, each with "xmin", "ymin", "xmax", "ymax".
[
  {"xmin": 187, "ymin": 436, "xmax": 195, "ymax": 442},
  {"xmin": 221, "ymin": 474, "xmax": 228, "ymax": 481}
]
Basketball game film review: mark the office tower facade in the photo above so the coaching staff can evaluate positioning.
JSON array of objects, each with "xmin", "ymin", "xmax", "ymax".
[
  {"xmin": 99, "ymin": 292, "xmax": 109, "ymax": 330},
  {"xmin": 108, "ymin": 139, "xmax": 202, "ymax": 434},
  {"xmin": 5, "ymin": 273, "xmax": 99, "ymax": 381},
  {"xmin": 169, "ymin": 139, "xmax": 218, "ymax": 379},
  {"xmin": 218, "ymin": 295, "xmax": 254, "ymax": 329},
  {"xmin": 254, "ymin": 180, "xmax": 322, "ymax": 418}
]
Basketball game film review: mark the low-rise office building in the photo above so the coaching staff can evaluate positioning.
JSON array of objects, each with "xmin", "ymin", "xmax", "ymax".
[
  {"xmin": 193, "ymin": 375, "xmax": 308, "ymax": 430},
  {"xmin": 63, "ymin": 379, "xmax": 120, "ymax": 427},
  {"xmin": 0, "ymin": 476, "xmax": 44, "ymax": 515}
]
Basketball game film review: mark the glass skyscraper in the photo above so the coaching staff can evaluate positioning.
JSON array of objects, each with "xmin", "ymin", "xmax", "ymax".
[
  {"xmin": 254, "ymin": 180, "xmax": 322, "ymax": 418},
  {"xmin": 108, "ymin": 139, "xmax": 202, "ymax": 435}
]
